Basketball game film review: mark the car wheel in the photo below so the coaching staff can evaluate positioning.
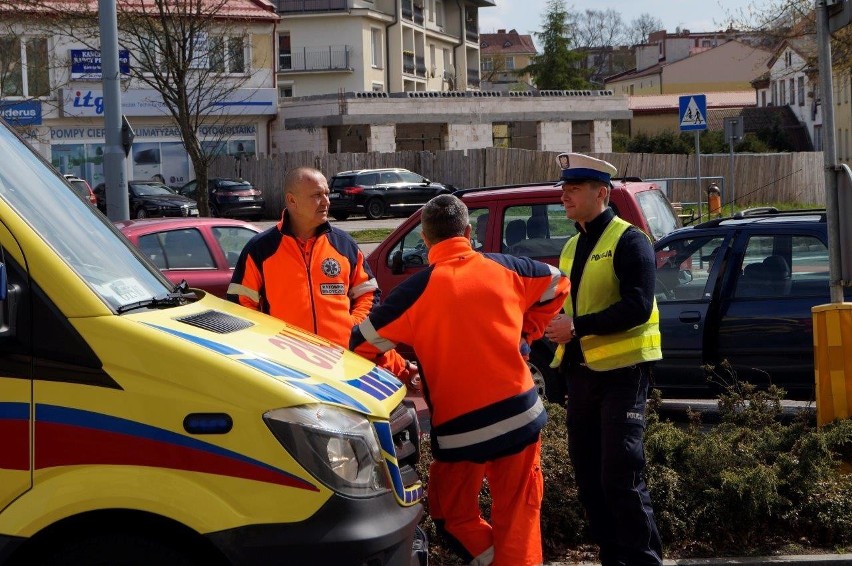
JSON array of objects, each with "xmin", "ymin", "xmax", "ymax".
[
  {"xmin": 529, "ymin": 345, "xmax": 565, "ymax": 404},
  {"xmin": 135, "ymin": 208, "xmax": 147, "ymax": 219},
  {"xmin": 331, "ymin": 211, "xmax": 350, "ymax": 221},
  {"xmin": 365, "ymin": 198, "xmax": 386, "ymax": 220}
]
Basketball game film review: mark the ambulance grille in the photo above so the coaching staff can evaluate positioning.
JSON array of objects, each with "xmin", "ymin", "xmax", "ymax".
[
  {"xmin": 175, "ymin": 310, "xmax": 254, "ymax": 333},
  {"xmin": 390, "ymin": 401, "xmax": 421, "ymax": 489}
]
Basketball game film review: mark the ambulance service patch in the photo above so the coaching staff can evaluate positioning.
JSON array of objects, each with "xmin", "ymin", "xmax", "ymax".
[
  {"xmin": 321, "ymin": 258, "xmax": 341, "ymax": 277},
  {"xmin": 320, "ymin": 283, "xmax": 345, "ymax": 295}
]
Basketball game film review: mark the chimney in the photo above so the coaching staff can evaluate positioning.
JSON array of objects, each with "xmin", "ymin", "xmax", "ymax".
[{"xmin": 498, "ymin": 29, "xmax": 506, "ymax": 34}]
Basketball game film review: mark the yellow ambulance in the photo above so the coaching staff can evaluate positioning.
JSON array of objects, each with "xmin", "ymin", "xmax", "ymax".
[{"xmin": 0, "ymin": 122, "xmax": 425, "ymax": 565}]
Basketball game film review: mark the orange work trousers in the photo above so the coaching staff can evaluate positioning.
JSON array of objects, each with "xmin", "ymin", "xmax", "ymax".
[{"xmin": 428, "ymin": 439, "xmax": 543, "ymax": 566}]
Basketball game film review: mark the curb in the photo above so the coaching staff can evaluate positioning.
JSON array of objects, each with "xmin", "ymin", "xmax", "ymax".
[{"xmin": 547, "ymin": 554, "xmax": 852, "ymax": 565}]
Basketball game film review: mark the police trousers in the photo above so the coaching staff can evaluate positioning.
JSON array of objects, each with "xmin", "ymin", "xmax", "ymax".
[{"xmin": 565, "ymin": 362, "xmax": 662, "ymax": 566}]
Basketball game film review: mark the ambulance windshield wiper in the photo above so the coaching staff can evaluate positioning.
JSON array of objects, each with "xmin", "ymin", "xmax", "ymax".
[{"xmin": 116, "ymin": 282, "xmax": 198, "ymax": 314}]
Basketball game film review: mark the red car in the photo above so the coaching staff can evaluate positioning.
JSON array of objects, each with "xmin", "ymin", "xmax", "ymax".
[{"xmin": 115, "ymin": 217, "xmax": 259, "ymax": 298}]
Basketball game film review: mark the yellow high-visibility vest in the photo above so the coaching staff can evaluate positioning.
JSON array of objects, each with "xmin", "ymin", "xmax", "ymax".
[{"xmin": 550, "ymin": 217, "xmax": 662, "ymax": 371}]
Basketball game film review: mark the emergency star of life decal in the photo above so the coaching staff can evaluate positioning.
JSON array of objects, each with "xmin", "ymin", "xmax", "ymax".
[
  {"xmin": 320, "ymin": 283, "xmax": 345, "ymax": 295},
  {"xmin": 321, "ymin": 258, "xmax": 341, "ymax": 277}
]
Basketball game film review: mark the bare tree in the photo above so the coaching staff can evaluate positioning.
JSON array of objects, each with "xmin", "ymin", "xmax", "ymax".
[
  {"xmin": 573, "ymin": 9, "xmax": 627, "ymax": 86},
  {"xmin": 627, "ymin": 13, "xmax": 664, "ymax": 46},
  {"xmin": 1, "ymin": 0, "xmax": 276, "ymax": 216}
]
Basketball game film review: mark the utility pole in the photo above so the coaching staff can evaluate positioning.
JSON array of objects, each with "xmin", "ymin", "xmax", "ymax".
[{"xmin": 99, "ymin": 0, "xmax": 130, "ymax": 221}]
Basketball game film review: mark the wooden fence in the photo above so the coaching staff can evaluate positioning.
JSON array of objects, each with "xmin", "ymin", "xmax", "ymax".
[{"xmin": 211, "ymin": 149, "xmax": 826, "ymax": 220}]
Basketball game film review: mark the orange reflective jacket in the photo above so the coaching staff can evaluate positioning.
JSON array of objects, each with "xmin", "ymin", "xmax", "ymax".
[
  {"xmin": 352, "ymin": 237, "xmax": 569, "ymax": 462},
  {"xmin": 228, "ymin": 213, "xmax": 383, "ymax": 354}
]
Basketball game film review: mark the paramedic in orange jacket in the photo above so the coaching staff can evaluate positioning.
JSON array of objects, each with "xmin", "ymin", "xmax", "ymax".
[
  {"xmin": 228, "ymin": 166, "xmax": 415, "ymax": 379},
  {"xmin": 351, "ymin": 194, "xmax": 569, "ymax": 566}
]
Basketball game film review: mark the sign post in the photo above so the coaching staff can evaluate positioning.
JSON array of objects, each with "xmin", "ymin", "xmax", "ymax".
[
  {"xmin": 679, "ymin": 94, "xmax": 708, "ymax": 221},
  {"xmin": 723, "ymin": 116, "xmax": 744, "ymax": 215}
]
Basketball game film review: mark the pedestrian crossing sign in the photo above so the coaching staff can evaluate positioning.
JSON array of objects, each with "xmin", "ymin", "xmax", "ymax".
[{"xmin": 679, "ymin": 94, "xmax": 707, "ymax": 131}]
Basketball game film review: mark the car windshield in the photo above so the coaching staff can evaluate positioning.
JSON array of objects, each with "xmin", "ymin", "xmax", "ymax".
[
  {"xmin": 67, "ymin": 179, "xmax": 90, "ymax": 198},
  {"xmin": 0, "ymin": 124, "xmax": 173, "ymax": 311},
  {"xmin": 131, "ymin": 182, "xmax": 177, "ymax": 196},
  {"xmin": 637, "ymin": 189, "xmax": 680, "ymax": 241}
]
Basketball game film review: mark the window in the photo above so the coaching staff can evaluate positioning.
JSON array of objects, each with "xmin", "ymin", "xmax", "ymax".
[
  {"xmin": 428, "ymin": 0, "xmax": 435, "ymax": 22},
  {"xmin": 210, "ymin": 36, "xmax": 246, "ymax": 74},
  {"xmin": 814, "ymin": 125, "xmax": 823, "ymax": 151},
  {"xmin": 212, "ymin": 226, "xmax": 257, "ymax": 268},
  {"xmin": 790, "ymin": 78, "xmax": 796, "ymax": 105},
  {"xmin": 160, "ymin": 229, "xmax": 215, "ymax": 269},
  {"xmin": 655, "ymin": 235, "xmax": 725, "ymax": 302},
  {"xmin": 761, "ymin": 91, "xmax": 767, "ymax": 107},
  {"xmin": 279, "ymin": 32, "xmax": 291, "ymax": 70},
  {"xmin": 371, "ymin": 28, "xmax": 383, "ymax": 68},
  {"xmin": 435, "ymin": 0, "xmax": 444, "ymax": 26},
  {"xmin": 501, "ymin": 204, "xmax": 575, "ymax": 257},
  {"xmin": 798, "ymin": 76, "xmax": 805, "ymax": 107},
  {"xmin": 780, "ymin": 80, "xmax": 786, "ymax": 105},
  {"xmin": 0, "ymin": 37, "xmax": 49, "ymax": 97},
  {"xmin": 735, "ymin": 234, "xmax": 828, "ymax": 299},
  {"xmin": 371, "ymin": 82, "xmax": 384, "ymax": 92},
  {"xmin": 482, "ymin": 57, "xmax": 493, "ymax": 71},
  {"xmin": 278, "ymin": 82, "xmax": 293, "ymax": 99},
  {"xmin": 505, "ymin": 56, "xmax": 515, "ymax": 70}
]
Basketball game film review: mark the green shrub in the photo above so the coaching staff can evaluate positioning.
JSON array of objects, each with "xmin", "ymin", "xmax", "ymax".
[{"xmin": 414, "ymin": 381, "xmax": 852, "ymax": 561}]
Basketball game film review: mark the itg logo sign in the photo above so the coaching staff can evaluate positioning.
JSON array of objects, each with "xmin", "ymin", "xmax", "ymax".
[{"xmin": 73, "ymin": 90, "xmax": 105, "ymax": 115}]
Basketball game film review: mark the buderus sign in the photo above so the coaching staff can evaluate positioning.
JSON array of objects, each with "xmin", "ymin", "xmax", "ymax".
[{"xmin": 0, "ymin": 100, "xmax": 42, "ymax": 126}]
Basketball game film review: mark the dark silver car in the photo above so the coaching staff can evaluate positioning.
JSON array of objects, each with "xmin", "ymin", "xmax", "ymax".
[{"xmin": 94, "ymin": 180, "xmax": 199, "ymax": 218}]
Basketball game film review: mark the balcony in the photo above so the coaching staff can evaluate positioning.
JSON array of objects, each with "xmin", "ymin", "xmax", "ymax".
[
  {"xmin": 278, "ymin": 0, "xmax": 347, "ymax": 13},
  {"xmin": 279, "ymin": 46, "xmax": 352, "ymax": 72},
  {"xmin": 415, "ymin": 56, "xmax": 427, "ymax": 77},
  {"xmin": 467, "ymin": 69, "xmax": 480, "ymax": 87},
  {"xmin": 403, "ymin": 52, "xmax": 415, "ymax": 75},
  {"xmin": 465, "ymin": 21, "xmax": 478, "ymax": 42}
]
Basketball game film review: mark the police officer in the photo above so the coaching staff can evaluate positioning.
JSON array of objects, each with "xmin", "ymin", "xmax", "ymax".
[
  {"xmin": 352, "ymin": 194, "xmax": 569, "ymax": 566},
  {"xmin": 545, "ymin": 152, "xmax": 663, "ymax": 565}
]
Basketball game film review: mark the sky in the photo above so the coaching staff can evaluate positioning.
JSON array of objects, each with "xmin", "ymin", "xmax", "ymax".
[{"xmin": 480, "ymin": 0, "xmax": 758, "ymax": 45}]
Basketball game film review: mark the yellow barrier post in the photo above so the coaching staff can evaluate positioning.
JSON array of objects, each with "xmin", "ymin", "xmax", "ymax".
[{"xmin": 813, "ymin": 303, "xmax": 852, "ymax": 426}]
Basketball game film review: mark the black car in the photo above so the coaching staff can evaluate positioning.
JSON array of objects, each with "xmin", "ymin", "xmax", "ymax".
[
  {"xmin": 652, "ymin": 207, "xmax": 850, "ymax": 400},
  {"xmin": 93, "ymin": 180, "xmax": 199, "ymax": 219},
  {"xmin": 178, "ymin": 178, "xmax": 265, "ymax": 220},
  {"xmin": 328, "ymin": 168, "xmax": 453, "ymax": 220}
]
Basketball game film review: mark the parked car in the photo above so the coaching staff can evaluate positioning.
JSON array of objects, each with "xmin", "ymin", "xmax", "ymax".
[
  {"xmin": 115, "ymin": 217, "xmax": 260, "ymax": 298},
  {"xmin": 178, "ymin": 177, "xmax": 265, "ymax": 220},
  {"xmin": 328, "ymin": 168, "xmax": 454, "ymax": 220},
  {"xmin": 366, "ymin": 178, "xmax": 680, "ymax": 400},
  {"xmin": 94, "ymin": 180, "xmax": 199, "ymax": 218},
  {"xmin": 62, "ymin": 174, "xmax": 97, "ymax": 206},
  {"xmin": 651, "ymin": 207, "xmax": 850, "ymax": 401}
]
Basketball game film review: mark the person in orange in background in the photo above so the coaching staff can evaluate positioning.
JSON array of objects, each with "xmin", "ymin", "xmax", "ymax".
[
  {"xmin": 351, "ymin": 194, "xmax": 569, "ymax": 566},
  {"xmin": 227, "ymin": 166, "xmax": 417, "ymax": 383}
]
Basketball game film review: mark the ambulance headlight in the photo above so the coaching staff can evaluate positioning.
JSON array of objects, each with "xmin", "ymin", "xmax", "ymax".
[{"xmin": 264, "ymin": 405, "xmax": 389, "ymax": 497}]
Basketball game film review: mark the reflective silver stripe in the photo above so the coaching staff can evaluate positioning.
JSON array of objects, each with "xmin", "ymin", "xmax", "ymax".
[
  {"xmin": 469, "ymin": 546, "xmax": 495, "ymax": 565},
  {"xmin": 436, "ymin": 397, "xmax": 545, "ymax": 450},
  {"xmin": 349, "ymin": 278, "xmax": 379, "ymax": 300},
  {"xmin": 227, "ymin": 283, "xmax": 260, "ymax": 303},
  {"xmin": 539, "ymin": 264, "xmax": 563, "ymax": 302},
  {"xmin": 358, "ymin": 318, "xmax": 396, "ymax": 353}
]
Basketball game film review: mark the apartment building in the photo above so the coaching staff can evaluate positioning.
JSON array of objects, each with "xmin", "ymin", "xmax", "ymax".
[
  {"xmin": 752, "ymin": 36, "xmax": 822, "ymax": 151},
  {"xmin": 276, "ymin": 0, "xmax": 493, "ymax": 98},
  {"xmin": 0, "ymin": 0, "xmax": 278, "ymax": 189},
  {"xmin": 479, "ymin": 29, "xmax": 537, "ymax": 92}
]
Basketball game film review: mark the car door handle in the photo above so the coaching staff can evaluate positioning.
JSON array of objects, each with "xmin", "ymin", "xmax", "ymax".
[{"xmin": 679, "ymin": 311, "xmax": 701, "ymax": 323}]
